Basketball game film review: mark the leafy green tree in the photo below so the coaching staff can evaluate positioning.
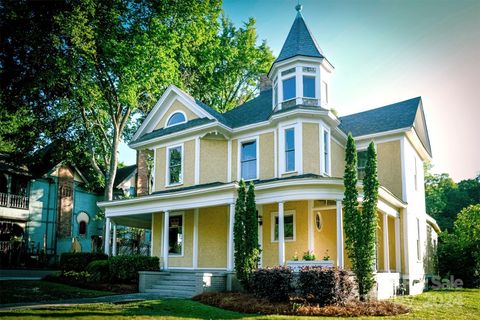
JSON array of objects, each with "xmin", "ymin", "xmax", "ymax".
[
  {"xmin": 343, "ymin": 135, "xmax": 378, "ymax": 301},
  {"xmin": 190, "ymin": 17, "xmax": 275, "ymax": 112},
  {"xmin": 424, "ymin": 163, "xmax": 480, "ymax": 231},
  {"xmin": 437, "ymin": 204, "xmax": 480, "ymax": 288}
]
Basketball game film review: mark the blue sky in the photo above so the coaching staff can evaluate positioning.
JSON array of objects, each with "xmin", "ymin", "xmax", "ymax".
[{"xmin": 120, "ymin": 0, "xmax": 480, "ymax": 181}]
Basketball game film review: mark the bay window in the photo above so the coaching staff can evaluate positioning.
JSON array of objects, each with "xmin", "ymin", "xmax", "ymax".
[
  {"xmin": 285, "ymin": 128, "xmax": 295, "ymax": 172},
  {"xmin": 282, "ymin": 77, "xmax": 296, "ymax": 101},
  {"xmin": 303, "ymin": 76, "xmax": 316, "ymax": 98}
]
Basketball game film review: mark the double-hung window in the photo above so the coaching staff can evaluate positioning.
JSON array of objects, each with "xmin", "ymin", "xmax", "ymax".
[
  {"xmin": 357, "ymin": 150, "xmax": 368, "ymax": 179},
  {"xmin": 285, "ymin": 128, "xmax": 295, "ymax": 172},
  {"xmin": 272, "ymin": 211, "xmax": 295, "ymax": 241},
  {"xmin": 321, "ymin": 128, "xmax": 330, "ymax": 175},
  {"xmin": 167, "ymin": 145, "xmax": 183, "ymax": 185},
  {"xmin": 240, "ymin": 140, "xmax": 257, "ymax": 180}
]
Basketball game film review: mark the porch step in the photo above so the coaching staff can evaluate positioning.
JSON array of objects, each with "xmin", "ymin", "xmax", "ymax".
[
  {"xmin": 151, "ymin": 280, "xmax": 194, "ymax": 288},
  {"xmin": 144, "ymin": 288, "xmax": 196, "ymax": 298}
]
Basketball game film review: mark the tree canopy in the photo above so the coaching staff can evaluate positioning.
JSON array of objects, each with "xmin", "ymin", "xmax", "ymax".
[
  {"xmin": 424, "ymin": 163, "xmax": 480, "ymax": 231},
  {"xmin": 1, "ymin": 0, "xmax": 274, "ymax": 199}
]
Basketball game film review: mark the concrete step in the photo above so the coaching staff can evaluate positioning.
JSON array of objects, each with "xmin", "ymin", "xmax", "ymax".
[
  {"xmin": 152, "ymin": 280, "xmax": 195, "ymax": 288},
  {"xmin": 144, "ymin": 288, "xmax": 196, "ymax": 298},
  {"xmin": 153, "ymin": 275, "xmax": 197, "ymax": 281}
]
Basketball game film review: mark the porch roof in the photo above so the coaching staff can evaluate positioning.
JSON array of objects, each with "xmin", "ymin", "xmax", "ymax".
[{"xmin": 98, "ymin": 175, "xmax": 406, "ymax": 225}]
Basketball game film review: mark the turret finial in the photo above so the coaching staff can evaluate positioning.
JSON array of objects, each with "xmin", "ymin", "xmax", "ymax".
[{"xmin": 295, "ymin": 3, "xmax": 303, "ymax": 13}]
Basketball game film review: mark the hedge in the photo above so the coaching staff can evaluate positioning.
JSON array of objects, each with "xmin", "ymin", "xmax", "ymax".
[
  {"xmin": 86, "ymin": 260, "xmax": 110, "ymax": 282},
  {"xmin": 109, "ymin": 255, "xmax": 160, "ymax": 282},
  {"xmin": 59, "ymin": 252, "xmax": 108, "ymax": 272},
  {"xmin": 298, "ymin": 267, "xmax": 353, "ymax": 306},
  {"xmin": 250, "ymin": 267, "xmax": 293, "ymax": 302}
]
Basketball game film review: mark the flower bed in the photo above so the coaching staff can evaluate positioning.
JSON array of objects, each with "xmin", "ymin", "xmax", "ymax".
[{"xmin": 193, "ymin": 292, "xmax": 410, "ymax": 317}]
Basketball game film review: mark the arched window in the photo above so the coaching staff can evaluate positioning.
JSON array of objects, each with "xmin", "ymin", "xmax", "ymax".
[
  {"xmin": 166, "ymin": 112, "xmax": 187, "ymax": 127},
  {"xmin": 79, "ymin": 221, "xmax": 87, "ymax": 236}
]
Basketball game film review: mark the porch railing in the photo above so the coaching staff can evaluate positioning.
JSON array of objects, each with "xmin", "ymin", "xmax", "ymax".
[{"xmin": 0, "ymin": 192, "xmax": 29, "ymax": 210}]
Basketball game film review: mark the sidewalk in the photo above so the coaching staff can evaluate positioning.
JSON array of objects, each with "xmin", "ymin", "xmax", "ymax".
[
  {"xmin": 0, "ymin": 269, "xmax": 58, "ymax": 280},
  {"xmin": 0, "ymin": 292, "xmax": 168, "ymax": 309}
]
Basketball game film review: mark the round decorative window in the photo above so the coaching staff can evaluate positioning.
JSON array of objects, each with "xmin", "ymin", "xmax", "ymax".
[{"xmin": 315, "ymin": 212, "xmax": 322, "ymax": 231}]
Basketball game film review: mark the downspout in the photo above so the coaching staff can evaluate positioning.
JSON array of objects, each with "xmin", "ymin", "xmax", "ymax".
[{"xmin": 53, "ymin": 177, "xmax": 59, "ymax": 262}]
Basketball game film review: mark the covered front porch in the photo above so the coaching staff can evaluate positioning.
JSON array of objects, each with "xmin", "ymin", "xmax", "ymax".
[{"xmin": 98, "ymin": 177, "xmax": 406, "ymax": 298}]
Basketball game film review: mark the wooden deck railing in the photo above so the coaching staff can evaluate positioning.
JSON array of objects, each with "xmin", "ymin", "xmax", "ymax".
[{"xmin": 0, "ymin": 192, "xmax": 29, "ymax": 210}]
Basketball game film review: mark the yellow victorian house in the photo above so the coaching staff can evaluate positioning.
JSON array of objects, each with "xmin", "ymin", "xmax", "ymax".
[{"xmin": 98, "ymin": 7, "xmax": 439, "ymax": 299}]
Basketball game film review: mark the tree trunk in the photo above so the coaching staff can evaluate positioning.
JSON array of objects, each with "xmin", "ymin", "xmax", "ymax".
[{"xmin": 105, "ymin": 132, "xmax": 120, "ymax": 201}]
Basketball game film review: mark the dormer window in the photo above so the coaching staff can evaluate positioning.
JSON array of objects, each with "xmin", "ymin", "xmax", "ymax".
[{"xmin": 166, "ymin": 111, "xmax": 187, "ymax": 127}]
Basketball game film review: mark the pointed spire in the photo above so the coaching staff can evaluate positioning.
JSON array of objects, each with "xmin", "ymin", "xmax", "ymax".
[{"xmin": 275, "ymin": 5, "xmax": 325, "ymax": 64}]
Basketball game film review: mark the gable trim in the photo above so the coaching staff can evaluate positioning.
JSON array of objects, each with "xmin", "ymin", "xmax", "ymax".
[{"xmin": 132, "ymin": 85, "xmax": 214, "ymax": 142}]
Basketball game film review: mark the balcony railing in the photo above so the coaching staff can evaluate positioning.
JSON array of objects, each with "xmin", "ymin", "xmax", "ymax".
[{"xmin": 0, "ymin": 192, "xmax": 29, "ymax": 210}]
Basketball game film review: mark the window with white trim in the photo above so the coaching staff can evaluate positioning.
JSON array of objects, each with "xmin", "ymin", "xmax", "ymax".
[
  {"xmin": 166, "ymin": 112, "xmax": 186, "ymax": 127},
  {"xmin": 285, "ymin": 128, "xmax": 295, "ymax": 172},
  {"xmin": 282, "ymin": 77, "xmax": 296, "ymax": 101},
  {"xmin": 167, "ymin": 145, "xmax": 183, "ymax": 185},
  {"xmin": 240, "ymin": 140, "xmax": 257, "ymax": 180},
  {"xmin": 357, "ymin": 150, "xmax": 368, "ymax": 180},
  {"xmin": 303, "ymin": 76, "xmax": 316, "ymax": 98},
  {"xmin": 169, "ymin": 214, "xmax": 183, "ymax": 255},
  {"xmin": 272, "ymin": 211, "xmax": 295, "ymax": 241},
  {"xmin": 321, "ymin": 128, "xmax": 330, "ymax": 175}
]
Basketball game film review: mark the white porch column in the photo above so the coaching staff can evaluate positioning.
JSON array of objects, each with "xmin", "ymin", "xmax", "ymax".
[
  {"xmin": 383, "ymin": 213, "xmax": 390, "ymax": 272},
  {"xmin": 163, "ymin": 211, "xmax": 170, "ymax": 270},
  {"xmin": 395, "ymin": 216, "xmax": 401, "ymax": 273},
  {"xmin": 112, "ymin": 223, "xmax": 117, "ymax": 256},
  {"xmin": 307, "ymin": 200, "xmax": 314, "ymax": 254},
  {"xmin": 336, "ymin": 200, "xmax": 344, "ymax": 268},
  {"xmin": 104, "ymin": 218, "xmax": 111, "ymax": 256},
  {"xmin": 278, "ymin": 201, "xmax": 285, "ymax": 266},
  {"xmin": 193, "ymin": 208, "xmax": 199, "ymax": 269},
  {"xmin": 227, "ymin": 203, "xmax": 235, "ymax": 271}
]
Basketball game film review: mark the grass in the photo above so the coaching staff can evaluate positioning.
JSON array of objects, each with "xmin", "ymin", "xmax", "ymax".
[
  {"xmin": 0, "ymin": 281, "xmax": 114, "ymax": 305},
  {"xmin": 0, "ymin": 289, "xmax": 478, "ymax": 319}
]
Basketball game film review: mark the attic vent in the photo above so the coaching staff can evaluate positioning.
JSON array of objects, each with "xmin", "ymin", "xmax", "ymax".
[
  {"xmin": 281, "ymin": 68, "xmax": 295, "ymax": 76},
  {"xmin": 303, "ymin": 66, "xmax": 316, "ymax": 73}
]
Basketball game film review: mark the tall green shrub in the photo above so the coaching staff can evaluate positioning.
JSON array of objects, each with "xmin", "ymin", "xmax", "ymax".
[
  {"xmin": 234, "ymin": 180, "xmax": 247, "ymax": 286},
  {"xmin": 343, "ymin": 135, "xmax": 379, "ymax": 300},
  {"xmin": 234, "ymin": 180, "xmax": 260, "ymax": 288}
]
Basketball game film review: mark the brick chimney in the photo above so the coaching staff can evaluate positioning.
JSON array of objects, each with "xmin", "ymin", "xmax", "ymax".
[
  {"xmin": 259, "ymin": 74, "xmax": 272, "ymax": 92},
  {"xmin": 136, "ymin": 150, "xmax": 150, "ymax": 196}
]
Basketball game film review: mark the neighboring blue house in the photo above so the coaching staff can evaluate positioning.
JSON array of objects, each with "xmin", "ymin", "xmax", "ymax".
[{"xmin": 0, "ymin": 147, "xmax": 151, "ymax": 267}]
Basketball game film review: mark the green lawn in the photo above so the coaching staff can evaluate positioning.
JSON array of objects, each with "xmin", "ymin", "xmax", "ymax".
[
  {"xmin": 0, "ymin": 289, "xmax": 478, "ymax": 319},
  {"xmin": 0, "ymin": 281, "xmax": 114, "ymax": 305}
]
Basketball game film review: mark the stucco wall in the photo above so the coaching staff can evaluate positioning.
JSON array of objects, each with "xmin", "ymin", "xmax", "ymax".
[
  {"xmin": 312, "ymin": 209, "xmax": 337, "ymax": 264},
  {"xmin": 198, "ymin": 205, "xmax": 228, "ymax": 268},
  {"xmin": 259, "ymin": 132, "xmax": 275, "ymax": 180},
  {"xmin": 377, "ymin": 140, "xmax": 402, "ymax": 199},
  {"xmin": 200, "ymin": 139, "xmax": 228, "ymax": 184},
  {"xmin": 331, "ymin": 139, "xmax": 345, "ymax": 178},
  {"xmin": 155, "ymin": 100, "xmax": 199, "ymax": 130},
  {"xmin": 302, "ymin": 123, "xmax": 320, "ymax": 174}
]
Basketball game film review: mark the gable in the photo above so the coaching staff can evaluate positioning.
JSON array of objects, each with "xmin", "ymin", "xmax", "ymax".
[
  {"xmin": 132, "ymin": 85, "xmax": 215, "ymax": 143},
  {"xmin": 154, "ymin": 99, "xmax": 199, "ymax": 130},
  {"xmin": 412, "ymin": 102, "xmax": 432, "ymax": 157}
]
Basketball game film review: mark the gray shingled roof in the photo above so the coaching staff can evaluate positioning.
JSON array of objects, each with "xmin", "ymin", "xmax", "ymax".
[
  {"xmin": 114, "ymin": 164, "xmax": 136, "ymax": 187},
  {"xmin": 222, "ymin": 89, "xmax": 273, "ymax": 128},
  {"xmin": 275, "ymin": 12, "xmax": 325, "ymax": 63}
]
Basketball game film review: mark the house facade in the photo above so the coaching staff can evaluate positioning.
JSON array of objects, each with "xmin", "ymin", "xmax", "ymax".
[
  {"xmin": 98, "ymin": 8, "xmax": 440, "ymax": 298},
  {"xmin": 0, "ymin": 156, "xmax": 103, "ymax": 266}
]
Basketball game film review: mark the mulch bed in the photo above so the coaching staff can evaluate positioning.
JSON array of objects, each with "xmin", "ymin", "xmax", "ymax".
[
  {"xmin": 193, "ymin": 292, "xmax": 410, "ymax": 317},
  {"xmin": 43, "ymin": 275, "xmax": 137, "ymax": 294}
]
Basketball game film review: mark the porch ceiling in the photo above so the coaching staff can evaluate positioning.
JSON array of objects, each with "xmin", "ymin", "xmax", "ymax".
[{"xmin": 111, "ymin": 213, "xmax": 152, "ymax": 229}]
